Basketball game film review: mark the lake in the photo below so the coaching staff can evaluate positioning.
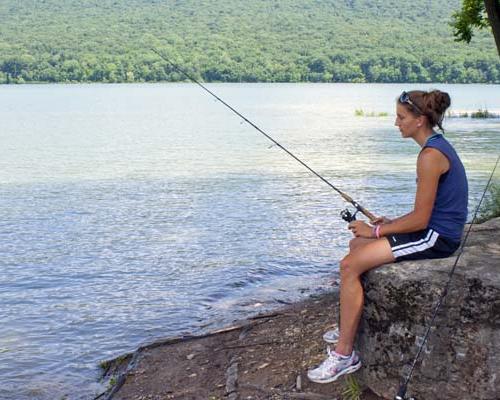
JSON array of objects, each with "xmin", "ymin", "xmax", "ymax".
[{"xmin": 0, "ymin": 83, "xmax": 499, "ymax": 399}]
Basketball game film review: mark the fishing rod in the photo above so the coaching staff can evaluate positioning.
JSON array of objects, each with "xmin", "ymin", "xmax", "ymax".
[
  {"xmin": 394, "ymin": 155, "xmax": 500, "ymax": 400},
  {"xmin": 151, "ymin": 48, "xmax": 376, "ymax": 223}
]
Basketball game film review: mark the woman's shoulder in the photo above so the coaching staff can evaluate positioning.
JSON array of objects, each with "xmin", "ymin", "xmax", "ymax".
[
  {"xmin": 419, "ymin": 146, "xmax": 445, "ymax": 159},
  {"xmin": 417, "ymin": 147, "xmax": 449, "ymax": 174}
]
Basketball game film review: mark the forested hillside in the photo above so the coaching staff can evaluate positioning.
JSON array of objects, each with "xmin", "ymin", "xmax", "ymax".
[{"xmin": 0, "ymin": 0, "xmax": 498, "ymax": 83}]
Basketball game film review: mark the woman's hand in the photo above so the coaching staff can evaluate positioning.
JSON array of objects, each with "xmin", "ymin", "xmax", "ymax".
[
  {"xmin": 371, "ymin": 216, "xmax": 392, "ymax": 225},
  {"xmin": 348, "ymin": 220, "xmax": 374, "ymax": 238}
]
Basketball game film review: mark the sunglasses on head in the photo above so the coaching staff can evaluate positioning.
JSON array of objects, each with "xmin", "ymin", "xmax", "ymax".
[{"xmin": 399, "ymin": 91, "xmax": 423, "ymax": 114}]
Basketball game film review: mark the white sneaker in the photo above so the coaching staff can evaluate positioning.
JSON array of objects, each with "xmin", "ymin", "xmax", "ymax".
[
  {"xmin": 323, "ymin": 328, "xmax": 340, "ymax": 344},
  {"xmin": 307, "ymin": 348, "xmax": 361, "ymax": 384}
]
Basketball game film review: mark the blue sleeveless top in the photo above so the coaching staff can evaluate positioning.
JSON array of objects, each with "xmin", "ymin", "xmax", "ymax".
[{"xmin": 423, "ymin": 133, "xmax": 468, "ymax": 242}]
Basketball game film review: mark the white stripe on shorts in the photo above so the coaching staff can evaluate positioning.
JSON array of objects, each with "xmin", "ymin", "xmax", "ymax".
[{"xmin": 392, "ymin": 229, "xmax": 439, "ymax": 258}]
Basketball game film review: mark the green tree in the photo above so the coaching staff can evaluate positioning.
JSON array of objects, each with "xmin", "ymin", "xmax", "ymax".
[
  {"xmin": 1, "ymin": 55, "xmax": 34, "ymax": 79},
  {"xmin": 0, "ymin": 0, "xmax": 499, "ymax": 84},
  {"xmin": 62, "ymin": 59, "xmax": 84, "ymax": 81},
  {"xmin": 452, "ymin": 0, "xmax": 500, "ymax": 56}
]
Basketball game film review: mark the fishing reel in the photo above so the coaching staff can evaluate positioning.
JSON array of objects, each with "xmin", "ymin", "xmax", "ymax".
[{"xmin": 340, "ymin": 208, "xmax": 358, "ymax": 222}]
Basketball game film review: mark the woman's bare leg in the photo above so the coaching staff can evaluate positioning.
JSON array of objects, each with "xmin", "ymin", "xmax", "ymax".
[
  {"xmin": 335, "ymin": 238, "xmax": 395, "ymax": 356},
  {"xmin": 349, "ymin": 237, "xmax": 377, "ymax": 252}
]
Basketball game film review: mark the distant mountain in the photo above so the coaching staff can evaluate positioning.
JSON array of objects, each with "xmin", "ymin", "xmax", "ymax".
[{"xmin": 0, "ymin": 0, "xmax": 498, "ymax": 83}]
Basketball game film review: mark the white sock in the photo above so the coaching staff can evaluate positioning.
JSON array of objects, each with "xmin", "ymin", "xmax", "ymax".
[{"xmin": 334, "ymin": 350, "xmax": 352, "ymax": 359}]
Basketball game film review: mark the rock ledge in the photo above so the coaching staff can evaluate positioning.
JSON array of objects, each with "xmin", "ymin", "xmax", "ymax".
[{"xmin": 357, "ymin": 217, "xmax": 500, "ymax": 400}]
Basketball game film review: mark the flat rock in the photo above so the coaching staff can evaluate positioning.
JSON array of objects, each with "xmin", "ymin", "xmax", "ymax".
[{"xmin": 357, "ymin": 217, "xmax": 500, "ymax": 400}]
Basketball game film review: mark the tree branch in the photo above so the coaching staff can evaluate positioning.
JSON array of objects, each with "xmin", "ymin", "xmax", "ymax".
[{"xmin": 484, "ymin": 0, "xmax": 500, "ymax": 56}]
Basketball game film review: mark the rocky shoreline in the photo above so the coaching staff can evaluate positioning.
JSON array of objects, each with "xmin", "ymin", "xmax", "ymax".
[
  {"xmin": 98, "ymin": 291, "xmax": 382, "ymax": 400},
  {"xmin": 97, "ymin": 217, "xmax": 500, "ymax": 400}
]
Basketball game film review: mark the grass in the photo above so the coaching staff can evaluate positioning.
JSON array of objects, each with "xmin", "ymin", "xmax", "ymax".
[
  {"xmin": 476, "ymin": 183, "xmax": 500, "ymax": 224},
  {"xmin": 99, "ymin": 360, "xmax": 111, "ymax": 370},
  {"xmin": 342, "ymin": 374, "xmax": 362, "ymax": 400},
  {"xmin": 99, "ymin": 354, "xmax": 130, "ymax": 371}
]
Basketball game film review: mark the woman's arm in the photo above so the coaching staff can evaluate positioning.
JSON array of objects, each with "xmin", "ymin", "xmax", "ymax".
[{"xmin": 349, "ymin": 148, "xmax": 449, "ymax": 238}]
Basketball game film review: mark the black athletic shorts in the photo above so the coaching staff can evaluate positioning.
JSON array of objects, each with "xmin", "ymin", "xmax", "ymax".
[{"xmin": 387, "ymin": 228, "xmax": 460, "ymax": 262}]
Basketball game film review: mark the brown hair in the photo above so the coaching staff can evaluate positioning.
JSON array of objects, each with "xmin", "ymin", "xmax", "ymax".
[{"xmin": 399, "ymin": 90, "xmax": 451, "ymax": 132}]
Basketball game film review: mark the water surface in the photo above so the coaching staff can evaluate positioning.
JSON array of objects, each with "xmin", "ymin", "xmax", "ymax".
[{"xmin": 0, "ymin": 83, "xmax": 499, "ymax": 399}]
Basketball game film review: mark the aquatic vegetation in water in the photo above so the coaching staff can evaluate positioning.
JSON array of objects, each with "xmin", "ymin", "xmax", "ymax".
[
  {"xmin": 447, "ymin": 109, "xmax": 500, "ymax": 118},
  {"xmin": 470, "ymin": 109, "xmax": 497, "ymax": 118},
  {"xmin": 354, "ymin": 109, "xmax": 389, "ymax": 117}
]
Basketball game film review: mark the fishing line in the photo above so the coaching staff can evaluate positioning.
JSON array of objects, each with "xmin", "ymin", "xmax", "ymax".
[
  {"xmin": 151, "ymin": 48, "xmax": 376, "ymax": 223},
  {"xmin": 395, "ymin": 155, "xmax": 500, "ymax": 400}
]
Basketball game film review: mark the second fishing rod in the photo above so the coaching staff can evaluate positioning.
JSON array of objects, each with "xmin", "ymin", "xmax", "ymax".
[{"xmin": 151, "ymin": 48, "xmax": 376, "ymax": 223}]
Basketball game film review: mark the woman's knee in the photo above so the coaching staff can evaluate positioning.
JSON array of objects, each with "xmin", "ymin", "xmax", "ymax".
[{"xmin": 340, "ymin": 256, "xmax": 360, "ymax": 280}]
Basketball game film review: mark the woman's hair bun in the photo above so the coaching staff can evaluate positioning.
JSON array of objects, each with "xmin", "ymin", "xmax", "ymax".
[{"xmin": 426, "ymin": 90, "xmax": 451, "ymax": 115}]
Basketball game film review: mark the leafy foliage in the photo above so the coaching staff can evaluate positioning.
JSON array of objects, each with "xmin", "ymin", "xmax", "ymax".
[
  {"xmin": 0, "ymin": 0, "xmax": 498, "ymax": 83},
  {"xmin": 451, "ymin": 0, "xmax": 490, "ymax": 43}
]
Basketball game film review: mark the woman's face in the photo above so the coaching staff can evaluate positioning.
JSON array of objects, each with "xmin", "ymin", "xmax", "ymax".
[{"xmin": 395, "ymin": 103, "xmax": 421, "ymax": 138}]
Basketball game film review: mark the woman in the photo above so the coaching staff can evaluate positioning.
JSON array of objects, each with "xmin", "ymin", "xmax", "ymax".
[{"xmin": 307, "ymin": 89, "xmax": 468, "ymax": 384}]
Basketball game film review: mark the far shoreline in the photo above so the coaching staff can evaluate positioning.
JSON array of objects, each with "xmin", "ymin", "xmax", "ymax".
[{"xmin": 2, "ymin": 81, "xmax": 500, "ymax": 86}]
